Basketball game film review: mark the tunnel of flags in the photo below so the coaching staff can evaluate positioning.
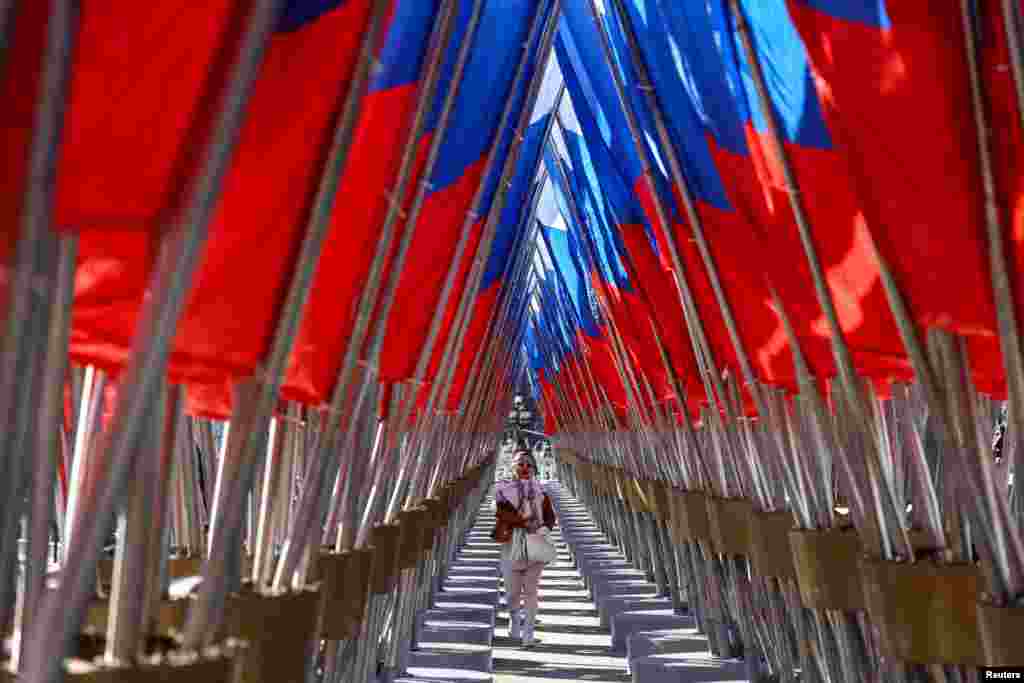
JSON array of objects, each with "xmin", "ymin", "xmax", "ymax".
[{"xmin": 4, "ymin": 0, "xmax": 1024, "ymax": 680}]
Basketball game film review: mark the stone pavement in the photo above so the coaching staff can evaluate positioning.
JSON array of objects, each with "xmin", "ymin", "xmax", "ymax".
[
  {"xmin": 492, "ymin": 525, "xmax": 632, "ymax": 683},
  {"xmin": 398, "ymin": 482, "xmax": 749, "ymax": 683}
]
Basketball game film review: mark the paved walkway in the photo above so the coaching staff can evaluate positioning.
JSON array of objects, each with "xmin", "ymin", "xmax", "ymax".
[
  {"xmin": 492, "ymin": 526, "xmax": 631, "ymax": 683},
  {"xmin": 402, "ymin": 482, "xmax": 748, "ymax": 683}
]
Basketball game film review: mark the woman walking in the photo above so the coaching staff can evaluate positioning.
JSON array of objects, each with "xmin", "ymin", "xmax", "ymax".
[{"xmin": 493, "ymin": 450, "xmax": 557, "ymax": 648}]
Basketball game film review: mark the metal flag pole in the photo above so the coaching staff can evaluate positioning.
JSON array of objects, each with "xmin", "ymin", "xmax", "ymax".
[
  {"xmin": 447, "ymin": 197, "xmax": 541, "ymax": 437},
  {"xmin": 451, "ymin": 183, "xmax": 548, "ymax": 420},
  {"xmin": 544, "ymin": 149, "xmax": 652, "ymax": 450},
  {"xmin": 353, "ymin": 0, "xmax": 489, "ymax": 525},
  {"xmin": 414, "ymin": 75, "xmax": 563, "ymax": 492},
  {"xmin": 408, "ymin": 168, "xmax": 551, "ymax": 504},
  {"xmin": 607, "ymin": 0, "xmax": 812, "ymax": 636},
  {"xmin": 259, "ymin": 0, "xmax": 394, "ymax": 572},
  {"xmin": 960, "ymin": 0, "xmax": 1024, "ymax": 602},
  {"xmin": 724, "ymin": 0, "xmax": 866, "ymax": 426},
  {"xmin": 546, "ymin": 138, "xmax": 693, "ymax": 592},
  {"xmin": 391, "ymin": 0, "xmax": 557, "ymax": 529},
  {"xmin": 1002, "ymin": 0, "xmax": 1024, "ymax": 137},
  {"xmin": 199, "ymin": 419, "xmax": 219, "ymax": 515},
  {"xmin": 450, "ymin": 240, "xmax": 541, "ymax": 469},
  {"xmin": 440, "ymin": 80, "xmax": 565, "ymax": 427},
  {"xmin": 402, "ymin": 0, "xmax": 553, "ymax": 413},
  {"xmin": 454, "ymin": 216, "xmax": 545, "ymax": 434},
  {"xmin": 319, "ymin": 0, "xmax": 456, "ymax": 442},
  {"xmin": 250, "ymin": 411, "xmax": 287, "ymax": 585},
  {"xmin": 106, "ymin": 383, "xmax": 182, "ymax": 661},
  {"xmin": 7, "ymin": 41, "xmax": 79, "ymax": 656},
  {"xmin": 578, "ymin": 5, "xmax": 784, "ymax": 666},
  {"xmin": 63, "ymin": 366, "xmax": 106, "ymax": 566},
  {"xmin": 21, "ymin": 0, "xmax": 287, "ymax": 674},
  {"xmin": 608, "ymin": 0, "xmax": 772, "ymax": 409},
  {"xmin": 434, "ymin": 233, "xmax": 537, "ymax": 491},
  {"xmin": 969, "ymin": 0, "xmax": 1024, "ymax": 439},
  {"xmin": 15, "ymin": 233, "xmax": 76, "ymax": 668},
  {"xmin": 274, "ymin": 0, "xmax": 484, "ymax": 591},
  {"xmin": 726, "ymin": 4, "xmax": 904, "ymax": 666},
  {"xmin": 180, "ymin": 0, "xmax": 395, "ymax": 647},
  {"xmin": 360, "ymin": 0, "xmax": 485, "ymax": 376},
  {"xmin": 271, "ymin": 371, "xmax": 374, "ymax": 588},
  {"xmin": 354, "ymin": 386, "xmax": 407, "ymax": 683},
  {"xmin": 0, "ymin": 0, "xmax": 76, "ymax": 637},
  {"xmin": 330, "ymin": 377, "xmax": 386, "ymax": 550},
  {"xmin": 271, "ymin": 4, "xmax": 460, "ymax": 594},
  {"xmin": 578, "ymin": 15, "xmax": 748, "ymax": 539}
]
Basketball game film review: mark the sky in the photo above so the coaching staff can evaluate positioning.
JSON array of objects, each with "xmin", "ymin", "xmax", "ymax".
[
  {"xmin": 533, "ymin": 58, "xmax": 565, "ymax": 232},
  {"xmin": 529, "ymin": 51, "xmax": 567, "ymax": 317}
]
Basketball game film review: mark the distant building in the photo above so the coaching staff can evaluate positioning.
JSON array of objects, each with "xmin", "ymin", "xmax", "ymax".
[{"xmin": 496, "ymin": 393, "xmax": 551, "ymax": 481}]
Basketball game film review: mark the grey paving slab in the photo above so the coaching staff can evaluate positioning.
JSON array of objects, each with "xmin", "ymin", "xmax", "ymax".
[
  {"xmin": 453, "ymin": 558, "xmax": 503, "ymax": 569},
  {"xmin": 445, "ymin": 575, "xmax": 500, "ymax": 587},
  {"xmin": 611, "ymin": 611, "xmax": 697, "ymax": 654},
  {"xmin": 626, "ymin": 629, "xmax": 708, "ymax": 660},
  {"xmin": 420, "ymin": 604, "xmax": 496, "ymax": 630},
  {"xmin": 573, "ymin": 549, "xmax": 623, "ymax": 561},
  {"xmin": 408, "ymin": 643, "xmax": 492, "ymax": 673},
  {"xmin": 572, "ymin": 541, "xmax": 620, "ymax": 551},
  {"xmin": 587, "ymin": 568, "xmax": 648, "ymax": 583},
  {"xmin": 436, "ymin": 587, "xmax": 501, "ymax": 607},
  {"xmin": 398, "ymin": 667, "xmax": 493, "ymax": 683},
  {"xmin": 628, "ymin": 653, "xmax": 747, "ymax": 683},
  {"xmin": 448, "ymin": 565, "xmax": 501, "ymax": 578},
  {"xmin": 578, "ymin": 556, "xmax": 629, "ymax": 567},
  {"xmin": 458, "ymin": 553, "xmax": 503, "ymax": 562},
  {"xmin": 598, "ymin": 596, "xmax": 675, "ymax": 629},
  {"xmin": 417, "ymin": 620, "xmax": 494, "ymax": 647},
  {"xmin": 592, "ymin": 579, "xmax": 659, "ymax": 605}
]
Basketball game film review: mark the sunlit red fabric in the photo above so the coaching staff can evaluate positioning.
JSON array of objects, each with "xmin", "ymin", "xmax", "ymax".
[
  {"xmin": 4, "ymin": 1, "xmax": 376, "ymax": 418},
  {"xmin": 786, "ymin": 0, "xmax": 1020, "ymax": 395}
]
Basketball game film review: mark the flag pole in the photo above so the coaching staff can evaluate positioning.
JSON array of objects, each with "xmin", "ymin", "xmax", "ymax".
[
  {"xmin": 382, "ymin": 0, "xmax": 557, "ymax": 518},
  {"xmin": 24, "ymin": 0, "xmax": 289, "ymax": 674},
  {"xmin": 273, "ymin": 0, "xmax": 487, "ymax": 589},
  {"xmin": 183, "ymin": 0, "xmax": 393, "ymax": 646}
]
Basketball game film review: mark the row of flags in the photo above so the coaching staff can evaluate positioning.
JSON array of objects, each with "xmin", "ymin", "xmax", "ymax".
[
  {"xmin": 6, "ymin": 0, "xmax": 1024, "ymax": 430},
  {"xmin": 522, "ymin": 0, "xmax": 1024, "ymax": 431},
  {"xmin": 3, "ymin": 0, "xmax": 567, "ymax": 419}
]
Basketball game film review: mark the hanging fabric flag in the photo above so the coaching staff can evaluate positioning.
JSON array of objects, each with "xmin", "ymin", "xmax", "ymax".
[
  {"xmin": 629, "ymin": 0, "xmax": 912, "ymax": 391},
  {"xmin": 553, "ymin": 24, "xmax": 705, "ymax": 410},
  {"xmin": 0, "ymin": 1, "xmax": 381, "ymax": 417},
  {"xmin": 1, "ymin": 0, "xmax": 377, "ymax": 414},
  {"xmin": 540, "ymin": 154, "xmax": 638, "ymax": 414},
  {"xmin": 421, "ymin": 2, "xmax": 556, "ymax": 402},
  {"xmin": 614, "ymin": 0, "xmax": 829, "ymax": 394},
  {"xmin": 2, "ymin": 1, "xmax": 240, "ymax": 241},
  {"xmin": 281, "ymin": 0, "xmax": 445, "ymax": 405},
  {"xmin": 2, "ymin": 0, "xmax": 243, "ymax": 384},
  {"xmin": 539, "ymin": 219, "xmax": 629, "ymax": 411},
  {"xmin": 170, "ymin": 0, "xmax": 376, "ymax": 386},
  {"xmin": 63, "ymin": 0, "xmax": 377, "ymax": 418},
  {"xmin": 558, "ymin": 121, "xmax": 695, "ymax": 406},
  {"xmin": 375, "ymin": 0, "xmax": 548, "ymax": 384},
  {"xmin": 720, "ymin": 0, "xmax": 913, "ymax": 384},
  {"xmin": 786, "ymin": 0, "xmax": 1020, "ymax": 395},
  {"xmin": 440, "ymin": 79, "xmax": 560, "ymax": 411}
]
